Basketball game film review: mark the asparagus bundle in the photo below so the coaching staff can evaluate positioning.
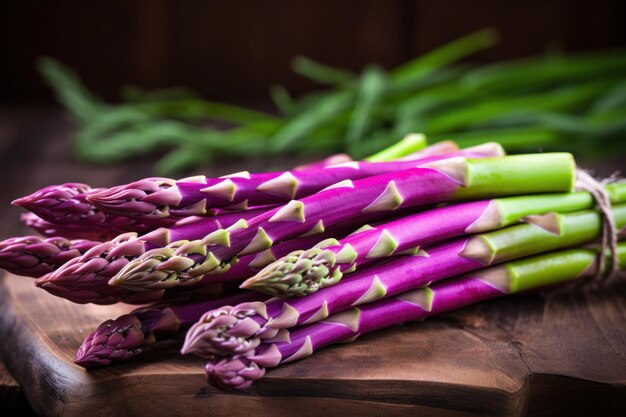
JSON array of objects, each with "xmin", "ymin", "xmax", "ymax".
[
  {"xmin": 87, "ymin": 143, "xmax": 501, "ymax": 221},
  {"xmin": 6, "ymin": 137, "xmax": 432, "ymax": 304},
  {"xmin": 75, "ymin": 290, "xmax": 265, "ymax": 368},
  {"xmin": 109, "ymin": 153, "xmax": 575, "ymax": 291},
  {"xmin": 243, "ymin": 183, "xmax": 626, "ymax": 296},
  {"xmin": 175, "ymin": 204, "xmax": 626, "ymax": 360},
  {"xmin": 1, "ymin": 133, "xmax": 622, "ymax": 398},
  {"xmin": 182, "ymin": 242, "xmax": 626, "ymax": 390}
]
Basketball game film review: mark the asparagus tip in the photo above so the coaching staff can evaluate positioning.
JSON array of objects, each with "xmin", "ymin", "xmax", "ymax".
[
  {"xmin": 181, "ymin": 302, "xmax": 272, "ymax": 357},
  {"xmin": 204, "ymin": 356, "xmax": 266, "ymax": 391},
  {"xmin": 203, "ymin": 344, "xmax": 281, "ymax": 390},
  {"xmin": 86, "ymin": 178, "xmax": 181, "ymax": 219},
  {"xmin": 10, "ymin": 196, "xmax": 29, "ymax": 206},
  {"xmin": 241, "ymin": 248, "xmax": 339, "ymax": 296},
  {"xmin": 109, "ymin": 242, "xmax": 219, "ymax": 291},
  {"xmin": 108, "ymin": 248, "xmax": 176, "ymax": 291},
  {"xmin": 74, "ymin": 314, "xmax": 147, "ymax": 368},
  {"xmin": 10, "ymin": 183, "xmax": 93, "ymax": 223}
]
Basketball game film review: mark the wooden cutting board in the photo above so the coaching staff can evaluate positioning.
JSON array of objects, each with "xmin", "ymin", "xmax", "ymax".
[{"xmin": 1, "ymin": 272, "xmax": 625, "ymax": 417}]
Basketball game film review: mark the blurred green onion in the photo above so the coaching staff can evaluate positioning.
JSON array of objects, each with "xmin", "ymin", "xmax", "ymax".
[{"xmin": 38, "ymin": 28, "xmax": 626, "ymax": 174}]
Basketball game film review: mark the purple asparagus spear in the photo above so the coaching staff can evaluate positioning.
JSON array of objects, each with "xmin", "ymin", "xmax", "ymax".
[
  {"xmin": 75, "ymin": 290, "xmax": 266, "ymax": 368},
  {"xmin": 33, "ymin": 207, "xmax": 273, "ymax": 304},
  {"xmin": 11, "ymin": 134, "xmax": 428, "ymax": 228},
  {"xmin": 188, "ymin": 242, "xmax": 626, "ymax": 390},
  {"xmin": 0, "ymin": 236, "xmax": 99, "ymax": 277},
  {"xmin": 12, "ymin": 183, "xmax": 178, "ymax": 231},
  {"xmin": 110, "ymin": 153, "xmax": 576, "ymax": 291},
  {"xmin": 87, "ymin": 144, "xmax": 504, "ymax": 221},
  {"xmin": 243, "ymin": 183, "xmax": 626, "ymax": 296},
  {"xmin": 174, "ymin": 204, "xmax": 626, "ymax": 359}
]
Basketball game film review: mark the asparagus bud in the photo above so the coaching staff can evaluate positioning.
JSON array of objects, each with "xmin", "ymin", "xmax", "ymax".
[
  {"xmin": 0, "ymin": 236, "xmax": 99, "ymax": 277},
  {"xmin": 12, "ymin": 182, "xmax": 176, "ymax": 231}
]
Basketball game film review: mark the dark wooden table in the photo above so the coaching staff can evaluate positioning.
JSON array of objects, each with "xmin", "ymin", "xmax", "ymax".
[{"xmin": 0, "ymin": 108, "xmax": 625, "ymax": 417}]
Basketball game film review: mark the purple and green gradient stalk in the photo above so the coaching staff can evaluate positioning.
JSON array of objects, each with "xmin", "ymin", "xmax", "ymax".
[
  {"xmin": 184, "ymin": 242, "xmax": 626, "ymax": 390},
  {"xmin": 87, "ymin": 143, "xmax": 503, "ymax": 221},
  {"xmin": 244, "ymin": 182, "xmax": 626, "ymax": 296},
  {"xmin": 75, "ymin": 291, "xmax": 266, "ymax": 368},
  {"xmin": 363, "ymin": 133, "xmax": 429, "ymax": 162},
  {"xmin": 11, "ymin": 135, "xmax": 428, "ymax": 228},
  {"xmin": 393, "ymin": 140, "xmax": 459, "ymax": 161},
  {"xmin": 177, "ymin": 204, "xmax": 626, "ymax": 360},
  {"xmin": 110, "ymin": 153, "xmax": 576, "ymax": 291}
]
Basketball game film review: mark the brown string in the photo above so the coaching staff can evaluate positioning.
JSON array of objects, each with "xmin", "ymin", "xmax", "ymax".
[{"xmin": 574, "ymin": 169, "xmax": 620, "ymax": 285}]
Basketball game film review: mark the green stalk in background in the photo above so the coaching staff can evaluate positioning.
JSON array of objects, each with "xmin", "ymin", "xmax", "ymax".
[
  {"xmin": 38, "ymin": 29, "xmax": 626, "ymax": 174},
  {"xmin": 364, "ymin": 133, "xmax": 427, "ymax": 162}
]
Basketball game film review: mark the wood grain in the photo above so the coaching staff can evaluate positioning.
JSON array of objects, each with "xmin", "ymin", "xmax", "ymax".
[{"xmin": 1, "ymin": 272, "xmax": 625, "ymax": 417}]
